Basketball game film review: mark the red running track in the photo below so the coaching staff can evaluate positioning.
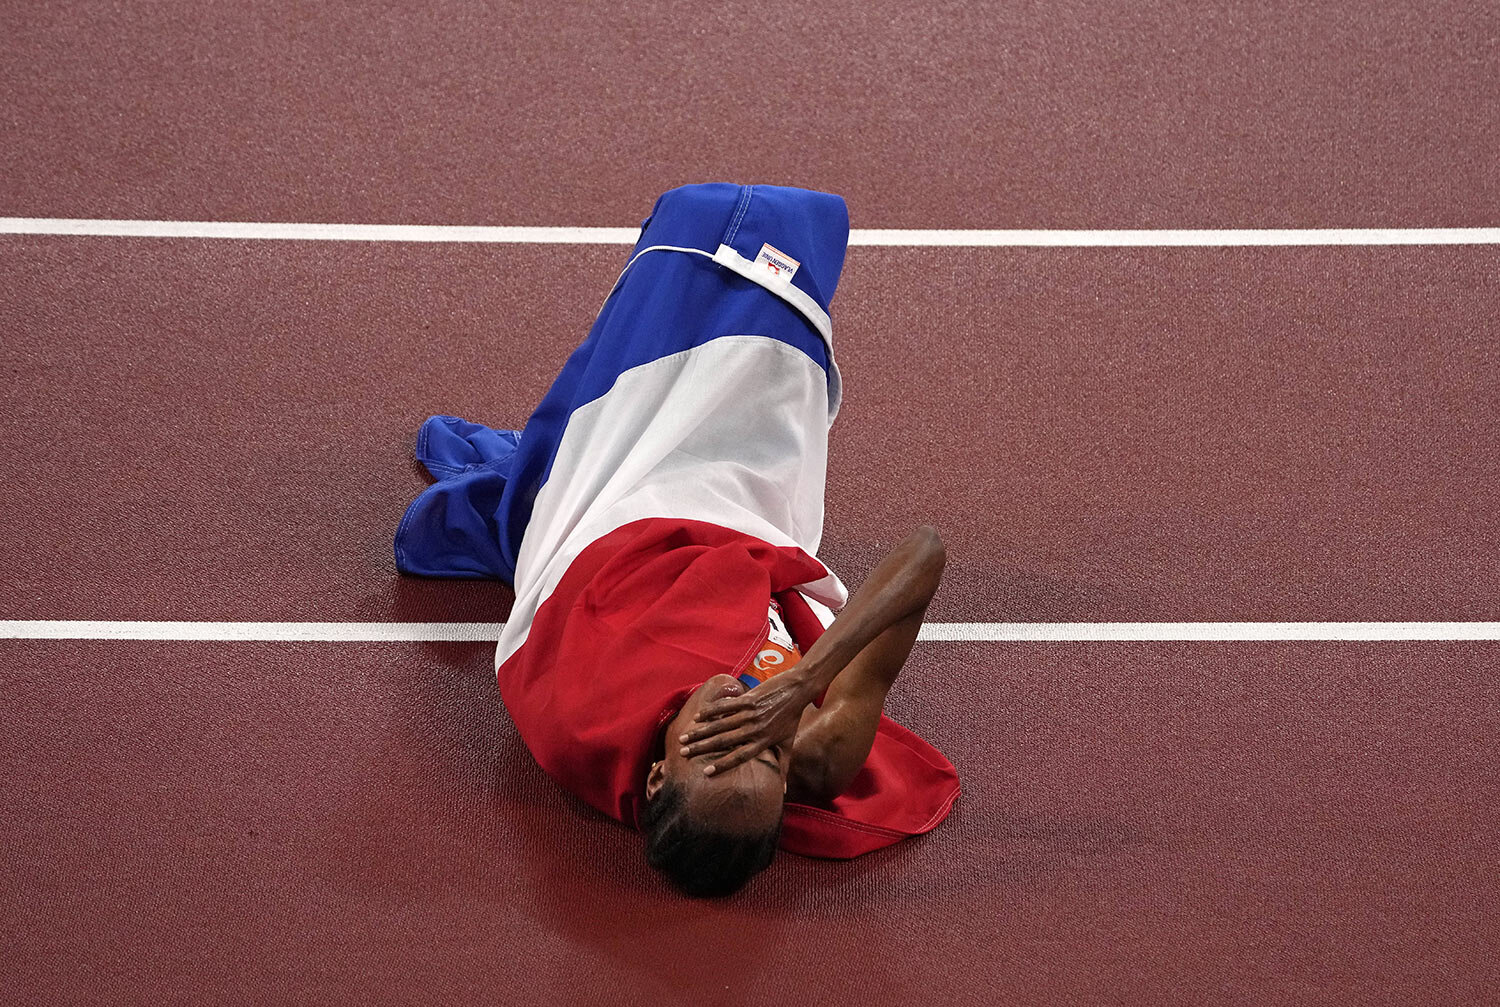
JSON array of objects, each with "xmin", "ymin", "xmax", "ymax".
[
  {"xmin": 4, "ymin": 2, "xmax": 1500, "ymax": 1001},
  {"xmin": 2, "ymin": 1, "xmax": 1497, "ymax": 228},
  {"xmin": 2, "ymin": 231, "xmax": 1498, "ymax": 1004},
  {"xmin": 1, "ymin": 238, "xmax": 1495, "ymax": 623},
  {"xmin": 2, "ymin": 639, "xmax": 1496, "ymax": 1004}
]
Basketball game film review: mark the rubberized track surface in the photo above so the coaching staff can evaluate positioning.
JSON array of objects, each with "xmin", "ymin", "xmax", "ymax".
[
  {"xmin": 2, "ymin": 3, "xmax": 1497, "ymax": 1004},
  {"xmin": 4, "ymin": 2, "xmax": 1498, "ymax": 227},
  {"xmin": 3, "ymin": 241, "xmax": 1495, "ymax": 623},
  {"xmin": 4, "ymin": 640, "xmax": 1496, "ymax": 1004}
]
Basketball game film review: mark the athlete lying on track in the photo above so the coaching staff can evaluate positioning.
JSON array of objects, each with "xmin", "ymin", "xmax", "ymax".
[
  {"xmin": 644, "ymin": 523, "xmax": 948, "ymax": 895},
  {"xmin": 396, "ymin": 184, "xmax": 959, "ymax": 897}
]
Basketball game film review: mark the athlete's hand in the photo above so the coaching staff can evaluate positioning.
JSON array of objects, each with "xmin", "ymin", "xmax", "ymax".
[{"xmin": 677, "ymin": 670, "xmax": 817, "ymax": 776}]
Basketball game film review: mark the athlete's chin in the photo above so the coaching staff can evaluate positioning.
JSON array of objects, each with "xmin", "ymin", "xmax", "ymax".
[{"xmin": 699, "ymin": 674, "xmax": 746, "ymax": 702}]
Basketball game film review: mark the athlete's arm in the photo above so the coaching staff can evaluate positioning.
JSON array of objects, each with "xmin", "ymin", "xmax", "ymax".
[
  {"xmin": 784, "ymin": 526, "xmax": 944, "ymax": 799},
  {"xmin": 679, "ymin": 525, "xmax": 946, "ymax": 775},
  {"xmin": 790, "ymin": 524, "xmax": 945, "ymax": 700},
  {"xmin": 784, "ymin": 581, "xmax": 933, "ymax": 802}
]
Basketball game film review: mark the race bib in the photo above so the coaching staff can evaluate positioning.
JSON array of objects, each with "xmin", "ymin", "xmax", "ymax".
[{"xmin": 737, "ymin": 598, "xmax": 803, "ymax": 688}]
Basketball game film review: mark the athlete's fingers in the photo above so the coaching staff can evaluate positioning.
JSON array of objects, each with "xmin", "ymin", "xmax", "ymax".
[
  {"xmin": 678, "ymin": 733, "xmax": 738, "ymax": 758},
  {"xmin": 704, "ymin": 742, "xmax": 764, "ymax": 776},
  {"xmin": 679, "ymin": 710, "xmax": 757, "ymax": 748},
  {"xmin": 679, "ymin": 719, "xmax": 757, "ymax": 756},
  {"xmin": 688, "ymin": 724, "xmax": 760, "ymax": 763},
  {"xmin": 694, "ymin": 695, "xmax": 757, "ymax": 723}
]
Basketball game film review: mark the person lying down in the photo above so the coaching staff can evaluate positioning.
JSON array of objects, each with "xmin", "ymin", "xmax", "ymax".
[{"xmin": 395, "ymin": 183, "xmax": 960, "ymax": 897}]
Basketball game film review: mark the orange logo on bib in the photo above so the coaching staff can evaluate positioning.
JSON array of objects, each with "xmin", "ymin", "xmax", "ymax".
[{"xmin": 738, "ymin": 599, "xmax": 802, "ymax": 688}]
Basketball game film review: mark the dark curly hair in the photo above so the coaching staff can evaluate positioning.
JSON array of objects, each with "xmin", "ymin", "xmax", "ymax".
[{"xmin": 640, "ymin": 778, "xmax": 783, "ymax": 897}]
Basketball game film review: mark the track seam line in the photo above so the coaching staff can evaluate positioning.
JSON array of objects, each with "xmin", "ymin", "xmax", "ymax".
[
  {"xmin": 3, "ymin": 218, "xmax": 1500, "ymax": 246},
  {"xmin": 2, "ymin": 621, "xmax": 1497, "ymax": 642}
]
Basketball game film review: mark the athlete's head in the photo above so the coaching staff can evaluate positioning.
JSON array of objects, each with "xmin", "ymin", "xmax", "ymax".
[{"xmin": 642, "ymin": 674, "xmax": 790, "ymax": 897}]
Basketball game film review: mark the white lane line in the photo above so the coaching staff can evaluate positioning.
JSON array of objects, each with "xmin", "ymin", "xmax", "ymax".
[
  {"xmin": 0, "ymin": 621, "xmax": 504, "ymax": 642},
  {"xmin": 853, "ymin": 228, "xmax": 1500, "ymax": 247},
  {"xmin": 0, "ymin": 219, "xmax": 644, "ymax": 244},
  {"xmin": 0, "ymin": 621, "xmax": 506, "ymax": 642},
  {"xmin": 3, "ymin": 218, "xmax": 1499, "ymax": 246},
  {"xmin": 1, "ymin": 621, "xmax": 1497, "ymax": 642}
]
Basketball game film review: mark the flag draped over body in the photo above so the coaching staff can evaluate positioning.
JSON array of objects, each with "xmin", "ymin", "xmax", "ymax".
[{"xmin": 395, "ymin": 184, "xmax": 959, "ymax": 857}]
